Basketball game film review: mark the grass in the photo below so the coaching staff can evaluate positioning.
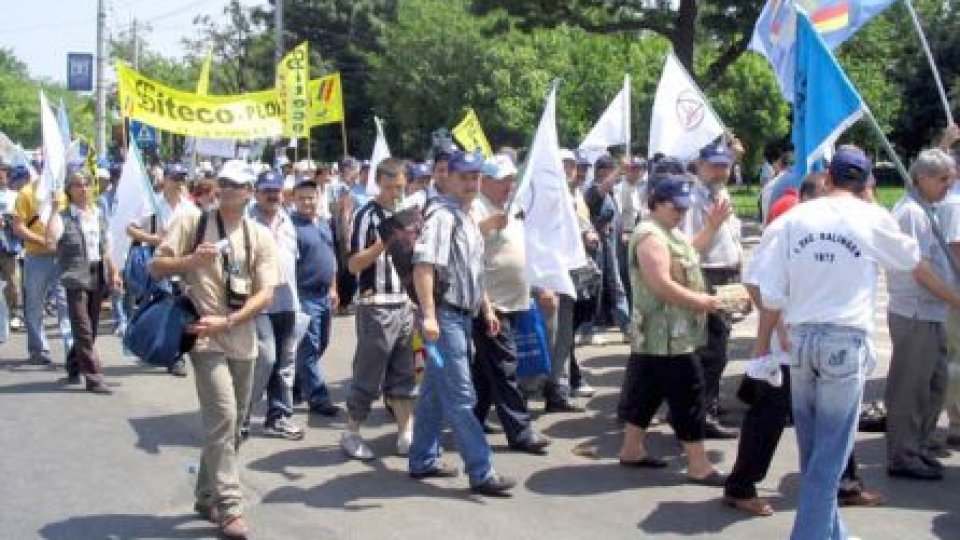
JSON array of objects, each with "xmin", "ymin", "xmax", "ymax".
[{"xmin": 728, "ymin": 184, "xmax": 905, "ymax": 221}]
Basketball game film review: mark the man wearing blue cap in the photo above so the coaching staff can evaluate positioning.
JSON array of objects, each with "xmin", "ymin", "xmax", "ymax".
[
  {"xmin": 402, "ymin": 162, "xmax": 434, "ymax": 210},
  {"xmin": 409, "ymin": 150, "xmax": 515, "ymax": 496},
  {"xmin": 681, "ymin": 142, "xmax": 742, "ymax": 439},
  {"xmin": 243, "ymin": 170, "xmax": 304, "ymax": 440},
  {"xmin": 750, "ymin": 145, "xmax": 960, "ymax": 539}
]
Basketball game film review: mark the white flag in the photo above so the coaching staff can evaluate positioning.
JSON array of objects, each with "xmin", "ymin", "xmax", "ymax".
[
  {"xmin": 37, "ymin": 91, "xmax": 66, "ymax": 222},
  {"xmin": 648, "ymin": 52, "xmax": 725, "ymax": 160},
  {"xmin": 109, "ymin": 140, "xmax": 160, "ymax": 267},
  {"xmin": 511, "ymin": 83, "xmax": 587, "ymax": 298},
  {"xmin": 365, "ymin": 116, "xmax": 392, "ymax": 197},
  {"xmin": 580, "ymin": 75, "xmax": 631, "ymax": 151}
]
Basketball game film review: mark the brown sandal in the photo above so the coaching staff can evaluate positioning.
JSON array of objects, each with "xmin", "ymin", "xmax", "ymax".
[{"xmin": 722, "ymin": 496, "xmax": 774, "ymax": 517}]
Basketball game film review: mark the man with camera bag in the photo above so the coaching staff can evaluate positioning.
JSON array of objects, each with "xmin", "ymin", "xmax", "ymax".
[{"xmin": 149, "ymin": 160, "xmax": 278, "ymax": 540}]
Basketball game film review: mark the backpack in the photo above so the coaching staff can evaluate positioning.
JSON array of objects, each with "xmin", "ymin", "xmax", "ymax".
[
  {"xmin": 378, "ymin": 198, "xmax": 459, "ymax": 305},
  {"xmin": 123, "ymin": 215, "xmax": 160, "ymax": 301}
]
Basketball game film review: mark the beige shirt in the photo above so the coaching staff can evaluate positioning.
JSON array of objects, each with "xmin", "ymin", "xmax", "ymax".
[
  {"xmin": 472, "ymin": 195, "xmax": 529, "ymax": 312},
  {"xmin": 160, "ymin": 209, "xmax": 279, "ymax": 360}
]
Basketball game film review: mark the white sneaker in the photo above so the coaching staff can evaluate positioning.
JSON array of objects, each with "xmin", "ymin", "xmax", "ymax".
[
  {"xmin": 396, "ymin": 431, "xmax": 412, "ymax": 456},
  {"xmin": 572, "ymin": 382, "xmax": 596, "ymax": 398},
  {"xmin": 340, "ymin": 431, "xmax": 375, "ymax": 461},
  {"xmin": 588, "ymin": 334, "xmax": 608, "ymax": 346}
]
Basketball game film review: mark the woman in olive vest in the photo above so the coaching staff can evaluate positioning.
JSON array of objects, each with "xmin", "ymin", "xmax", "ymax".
[
  {"xmin": 616, "ymin": 174, "xmax": 725, "ymax": 486},
  {"xmin": 45, "ymin": 172, "xmax": 122, "ymax": 394}
]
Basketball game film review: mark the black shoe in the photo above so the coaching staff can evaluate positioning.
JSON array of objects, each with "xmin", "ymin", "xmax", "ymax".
[
  {"xmin": 704, "ymin": 420, "xmax": 738, "ymax": 439},
  {"xmin": 921, "ymin": 455, "xmax": 945, "ymax": 471},
  {"xmin": 309, "ymin": 401, "xmax": 342, "ymax": 417},
  {"xmin": 887, "ymin": 462, "xmax": 943, "ymax": 481},
  {"xmin": 471, "ymin": 474, "xmax": 516, "ymax": 497},
  {"xmin": 544, "ymin": 399, "xmax": 585, "ymax": 413},
  {"xmin": 85, "ymin": 382, "xmax": 113, "ymax": 395},
  {"xmin": 509, "ymin": 434, "xmax": 551, "ymax": 455},
  {"xmin": 410, "ymin": 462, "xmax": 459, "ymax": 479},
  {"xmin": 168, "ymin": 360, "xmax": 188, "ymax": 377},
  {"xmin": 482, "ymin": 420, "xmax": 502, "ymax": 435},
  {"xmin": 64, "ymin": 373, "xmax": 82, "ymax": 385}
]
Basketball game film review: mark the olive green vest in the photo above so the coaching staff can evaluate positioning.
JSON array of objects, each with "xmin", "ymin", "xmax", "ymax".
[{"xmin": 627, "ymin": 220, "xmax": 707, "ymax": 356}]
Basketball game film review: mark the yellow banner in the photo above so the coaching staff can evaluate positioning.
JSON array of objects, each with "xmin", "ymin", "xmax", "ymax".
[
  {"xmin": 277, "ymin": 42, "xmax": 310, "ymax": 138},
  {"xmin": 452, "ymin": 109, "xmax": 493, "ymax": 158},
  {"xmin": 307, "ymin": 73, "xmax": 345, "ymax": 127},
  {"xmin": 196, "ymin": 49, "xmax": 213, "ymax": 95},
  {"xmin": 117, "ymin": 62, "xmax": 283, "ymax": 139}
]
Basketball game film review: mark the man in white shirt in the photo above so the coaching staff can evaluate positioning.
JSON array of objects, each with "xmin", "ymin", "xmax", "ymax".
[{"xmin": 752, "ymin": 146, "xmax": 960, "ymax": 540}]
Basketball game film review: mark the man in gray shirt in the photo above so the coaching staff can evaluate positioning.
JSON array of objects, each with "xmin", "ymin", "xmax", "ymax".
[
  {"xmin": 408, "ymin": 151, "xmax": 515, "ymax": 497},
  {"xmin": 886, "ymin": 148, "xmax": 958, "ymax": 480}
]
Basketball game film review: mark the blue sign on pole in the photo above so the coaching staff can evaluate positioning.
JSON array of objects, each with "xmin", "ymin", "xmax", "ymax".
[
  {"xmin": 129, "ymin": 120, "xmax": 157, "ymax": 148},
  {"xmin": 66, "ymin": 53, "xmax": 94, "ymax": 92}
]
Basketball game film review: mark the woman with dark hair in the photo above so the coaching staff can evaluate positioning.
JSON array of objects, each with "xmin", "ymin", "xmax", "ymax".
[{"xmin": 45, "ymin": 172, "xmax": 122, "ymax": 394}]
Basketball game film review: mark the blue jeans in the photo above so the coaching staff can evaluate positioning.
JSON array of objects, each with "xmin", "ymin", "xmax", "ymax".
[
  {"xmin": 409, "ymin": 308, "xmax": 493, "ymax": 486},
  {"xmin": 22, "ymin": 254, "xmax": 72, "ymax": 359},
  {"xmin": 295, "ymin": 294, "xmax": 333, "ymax": 406},
  {"xmin": 788, "ymin": 324, "xmax": 869, "ymax": 540},
  {"xmin": 251, "ymin": 311, "xmax": 299, "ymax": 424}
]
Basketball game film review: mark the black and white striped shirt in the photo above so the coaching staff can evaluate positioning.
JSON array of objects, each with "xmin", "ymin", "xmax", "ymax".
[{"xmin": 350, "ymin": 200, "xmax": 408, "ymax": 304}]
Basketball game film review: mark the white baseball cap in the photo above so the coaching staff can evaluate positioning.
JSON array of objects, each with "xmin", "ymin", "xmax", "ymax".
[{"xmin": 218, "ymin": 159, "xmax": 255, "ymax": 184}]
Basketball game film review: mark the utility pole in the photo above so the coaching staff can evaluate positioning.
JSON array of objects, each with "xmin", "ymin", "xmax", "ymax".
[
  {"xmin": 132, "ymin": 19, "xmax": 140, "ymax": 70},
  {"xmin": 274, "ymin": 0, "xmax": 283, "ymax": 74},
  {"xmin": 95, "ymin": 0, "xmax": 107, "ymax": 157}
]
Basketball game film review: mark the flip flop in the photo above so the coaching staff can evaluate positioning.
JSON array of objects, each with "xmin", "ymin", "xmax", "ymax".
[
  {"xmin": 619, "ymin": 456, "xmax": 668, "ymax": 468},
  {"xmin": 687, "ymin": 470, "xmax": 727, "ymax": 487},
  {"xmin": 722, "ymin": 496, "xmax": 774, "ymax": 517}
]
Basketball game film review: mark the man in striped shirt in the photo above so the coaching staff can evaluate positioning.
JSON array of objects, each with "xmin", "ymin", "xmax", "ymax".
[{"xmin": 341, "ymin": 158, "xmax": 418, "ymax": 460}]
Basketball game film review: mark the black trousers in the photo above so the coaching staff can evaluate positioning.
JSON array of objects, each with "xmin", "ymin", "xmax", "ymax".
[
  {"xmin": 725, "ymin": 368, "xmax": 863, "ymax": 499},
  {"xmin": 698, "ymin": 267, "xmax": 739, "ymax": 414},
  {"xmin": 471, "ymin": 312, "xmax": 534, "ymax": 446},
  {"xmin": 618, "ymin": 353, "xmax": 706, "ymax": 442},
  {"xmin": 568, "ymin": 296, "xmax": 596, "ymax": 390}
]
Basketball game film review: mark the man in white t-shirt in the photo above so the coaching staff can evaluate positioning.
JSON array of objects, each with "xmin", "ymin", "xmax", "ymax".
[{"xmin": 752, "ymin": 146, "xmax": 960, "ymax": 540}]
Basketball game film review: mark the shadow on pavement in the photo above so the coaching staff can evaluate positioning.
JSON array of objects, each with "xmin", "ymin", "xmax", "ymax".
[
  {"xmin": 525, "ymin": 463, "xmax": 682, "ymax": 496},
  {"xmin": 38, "ymin": 513, "xmax": 214, "ymax": 539},
  {"xmin": 0, "ymin": 379, "xmax": 71, "ymax": 394},
  {"xmin": 932, "ymin": 511, "xmax": 960, "ymax": 539},
  {"xmin": 247, "ymin": 444, "xmax": 349, "ymax": 480},
  {"xmin": 128, "ymin": 411, "xmax": 203, "ymax": 455},
  {"xmin": 638, "ymin": 500, "xmax": 742, "ymax": 536}
]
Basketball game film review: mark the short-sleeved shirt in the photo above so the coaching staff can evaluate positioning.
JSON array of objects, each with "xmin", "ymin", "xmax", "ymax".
[
  {"xmin": 248, "ymin": 204, "xmax": 298, "ymax": 313},
  {"xmin": 887, "ymin": 195, "xmax": 952, "ymax": 322},
  {"xmin": 682, "ymin": 181, "xmax": 742, "ymax": 268},
  {"xmin": 350, "ymin": 200, "xmax": 407, "ymax": 304},
  {"xmin": 159, "ymin": 209, "xmax": 279, "ymax": 360},
  {"xmin": 139, "ymin": 194, "xmax": 197, "ymax": 232},
  {"xmin": 413, "ymin": 195, "xmax": 485, "ymax": 312},
  {"xmin": 14, "ymin": 181, "xmax": 67, "ymax": 255},
  {"xmin": 936, "ymin": 187, "xmax": 960, "ymax": 287},
  {"xmin": 472, "ymin": 195, "xmax": 528, "ymax": 312},
  {"xmin": 750, "ymin": 195, "xmax": 920, "ymax": 332}
]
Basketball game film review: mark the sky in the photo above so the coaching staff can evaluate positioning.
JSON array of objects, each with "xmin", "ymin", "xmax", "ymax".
[{"xmin": 0, "ymin": 0, "xmax": 266, "ymax": 83}]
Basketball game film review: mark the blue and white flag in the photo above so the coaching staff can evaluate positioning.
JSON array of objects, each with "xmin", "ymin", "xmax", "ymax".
[
  {"xmin": 751, "ymin": 0, "xmax": 896, "ymax": 101},
  {"xmin": 792, "ymin": 11, "xmax": 864, "ymax": 178},
  {"xmin": 56, "ymin": 98, "xmax": 71, "ymax": 150}
]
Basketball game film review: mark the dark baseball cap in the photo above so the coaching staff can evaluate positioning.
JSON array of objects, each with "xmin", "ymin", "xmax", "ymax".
[
  {"xmin": 652, "ymin": 156, "xmax": 686, "ymax": 176},
  {"xmin": 650, "ymin": 175, "xmax": 693, "ymax": 209},
  {"xmin": 699, "ymin": 143, "xmax": 733, "ymax": 165},
  {"xmin": 594, "ymin": 155, "xmax": 617, "ymax": 170},
  {"xmin": 164, "ymin": 163, "xmax": 188, "ymax": 178},
  {"xmin": 448, "ymin": 151, "xmax": 484, "ymax": 174},
  {"xmin": 10, "ymin": 165, "xmax": 30, "ymax": 181},
  {"xmin": 433, "ymin": 141, "xmax": 460, "ymax": 163},
  {"xmin": 829, "ymin": 146, "xmax": 871, "ymax": 184},
  {"xmin": 407, "ymin": 162, "xmax": 432, "ymax": 180},
  {"xmin": 256, "ymin": 170, "xmax": 284, "ymax": 191}
]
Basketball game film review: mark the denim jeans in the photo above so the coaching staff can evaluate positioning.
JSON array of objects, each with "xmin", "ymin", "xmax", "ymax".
[
  {"xmin": 295, "ymin": 294, "xmax": 333, "ymax": 406},
  {"xmin": 788, "ymin": 324, "xmax": 869, "ymax": 540},
  {"xmin": 409, "ymin": 307, "xmax": 494, "ymax": 486},
  {"xmin": 250, "ymin": 311, "xmax": 299, "ymax": 425},
  {"xmin": 22, "ymin": 254, "xmax": 72, "ymax": 360}
]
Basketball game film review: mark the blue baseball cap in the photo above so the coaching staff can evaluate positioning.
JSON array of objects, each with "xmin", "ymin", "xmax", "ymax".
[
  {"xmin": 10, "ymin": 165, "xmax": 30, "ymax": 182},
  {"xmin": 164, "ymin": 163, "xmax": 188, "ymax": 178},
  {"xmin": 256, "ymin": 170, "xmax": 284, "ymax": 191},
  {"xmin": 407, "ymin": 162, "xmax": 432, "ymax": 180},
  {"xmin": 829, "ymin": 146, "xmax": 871, "ymax": 184},
  {"xmin": 594, "ymin": 155, "xmax": 617, "ymax": 170},
  {"xmin": 448, "ymin": 151, "xmax": 484, "ymax": 174},
  {"xmin": 699, "ymin": 142, "xmax": 734, "ymax": 165},
  {"xmin": 339, "ymin": 156, "xmax": 358, "ymax": 170},
  {"xmin": 650, "ymin": 175, "xmax": 693, "ymax": 209},
  {"xmin": 433, "ymin": 141, "xmax": 460, "ymax": 163}
]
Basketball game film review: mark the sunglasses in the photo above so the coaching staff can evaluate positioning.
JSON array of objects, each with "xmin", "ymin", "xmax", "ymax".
[{"xmin": 218, "ymin": 178, "xmax": 250, "ymax": 190}]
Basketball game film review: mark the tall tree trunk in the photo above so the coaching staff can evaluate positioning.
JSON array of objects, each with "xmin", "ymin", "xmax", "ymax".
[{"xmin": 672, "ymin": 0, "xmax": 699, "ymax": 75}]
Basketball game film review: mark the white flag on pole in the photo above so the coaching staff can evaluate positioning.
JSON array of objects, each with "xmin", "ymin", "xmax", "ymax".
[
  {"xmin": 109, "ymin": 140, "xmax": 160, "ymax": 267},
  {"xmin": 511, "ymin": 82, "xmax": 587, "ymax": 298},
  {"xmin": 648, "ymin": 52, "xmax": 725, "ymax": 160},
  {"xmin": 365, "ymin": 116, "xmax": 392, "ymax": 197},
  {"xmin": 37, "ymin": 90, "xmax": 66, "ymax": 222},
  {"xmin": 580, "ymin": 75, "xmax": 631, "ymax": 151}
]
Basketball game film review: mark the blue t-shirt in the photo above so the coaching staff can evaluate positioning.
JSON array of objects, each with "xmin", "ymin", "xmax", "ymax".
[{"xmin": 290, "ymin": 213, "xmax": 337, "ymax": 297}]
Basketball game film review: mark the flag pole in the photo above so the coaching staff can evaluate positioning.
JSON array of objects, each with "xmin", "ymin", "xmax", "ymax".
[
  {"xmin": 340, "ymin": 120, "xmax": 348, "ymax": 157},
  {"xmin": 903, "ymin": 0, "xmax": 955, "ymax": 126},
  {"xmin": 863, "ymin": 105, "xmax": 960, "ymax": 280},
  {"xmin": 623, "ymin": 74, "xmax": 631, "ymax": 160}
]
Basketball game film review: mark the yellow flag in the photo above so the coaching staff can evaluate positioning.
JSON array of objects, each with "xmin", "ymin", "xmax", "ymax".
[
  {"xmin": 452, "ymin": 109, "xmax": 493, "ymax": 158},
  {"xmin": 196, "ymin": 49, "xmax": 213, "ymax": 95},
  {"xmin": 276, "ymin": 41, "xmax": 310, "ymax": 138},
  {"xmin": 307, "ymin": 73, "xmax": 345, "ymax": 127}
]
